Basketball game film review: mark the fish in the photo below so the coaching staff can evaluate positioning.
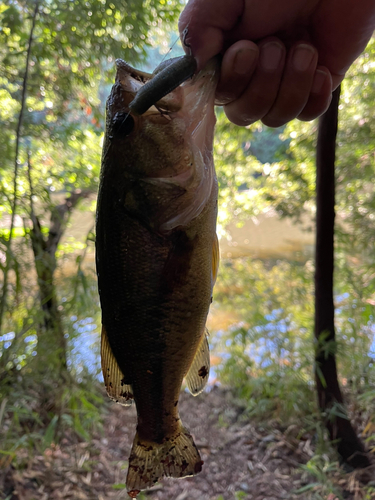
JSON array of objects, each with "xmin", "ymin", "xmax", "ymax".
[{"xmin": 95, "ymin": 56, "xmax": 219, "ymax": 497}]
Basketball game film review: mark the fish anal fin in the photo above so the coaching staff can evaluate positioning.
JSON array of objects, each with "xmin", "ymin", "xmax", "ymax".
[
  {"xmin": 126, "ymin": 424, "xmax": 203, "ymax": 494},
  {"xmin": 185, "ymin": 330, "xmax": 210, "ymax": 396},
  {"xmin": 212, "ymin": 233, "xmax": 220, "ymax": 286},
  {"xmin": 101, "ymin": 326, "xmax": 133, "ymax": 406}
]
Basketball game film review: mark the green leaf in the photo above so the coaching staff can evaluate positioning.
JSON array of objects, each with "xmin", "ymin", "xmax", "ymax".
[
  {"xmin": 295, "ymin": 483, "xmax": 320, "ymax": 493},
  {"xmin": 112, "ymin": 483, "xmax": 127, "ymax": 490},
  {"xmin": 43, "ymin": 415, "xmax": 59, "ymax": 449}
]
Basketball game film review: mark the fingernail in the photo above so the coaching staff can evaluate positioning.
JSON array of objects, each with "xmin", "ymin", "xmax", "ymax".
[
  {"xmin": 293, "ymin": 44, "xmax": 315, "ymax": 72},
  {"xmin": 233, "ymin": 47, "xmax": 257, "ymax": 75},
  {"xmin": 311, "ymin": 69, "xmax": 327, "ymax": 94},
  {"xmin": 260, "ymin": 42, "xmax": 283, "ymax": 71}
]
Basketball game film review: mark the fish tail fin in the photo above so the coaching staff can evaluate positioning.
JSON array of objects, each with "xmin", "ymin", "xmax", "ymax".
[{"xmin": 126, "ymin": 423, "xmax": 203, "ymax": 497}]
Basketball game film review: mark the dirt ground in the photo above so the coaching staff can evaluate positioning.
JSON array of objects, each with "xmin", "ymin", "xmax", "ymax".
[{"xmin": 1, "ymin": 387, "xmax": 374, "ymax": 500}]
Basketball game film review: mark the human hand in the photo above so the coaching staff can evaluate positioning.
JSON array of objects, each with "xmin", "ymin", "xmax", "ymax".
[{"xmin": 179, "ymin": 0, "xmax": 375, "ymax": 127}]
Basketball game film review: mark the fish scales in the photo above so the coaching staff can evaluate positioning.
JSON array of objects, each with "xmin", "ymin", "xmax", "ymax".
[
  {"xmin": 96, "ymin": 57, "xmax": 219, "ymax": 496},
  {"xmin": 98, "ymin": 204, "xmax": 214, "ymax": 433}
]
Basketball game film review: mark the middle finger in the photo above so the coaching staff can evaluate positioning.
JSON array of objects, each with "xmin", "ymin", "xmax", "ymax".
[
  {"xmin": 223, "ymin": 37, "xmax": 286, "ymax": 125},
  {"xmin": 263, "ymin": 42, "xmax": 318, "ymax": 127}
]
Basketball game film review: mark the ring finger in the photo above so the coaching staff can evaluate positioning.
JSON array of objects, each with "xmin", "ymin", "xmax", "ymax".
[
  {"xmin": 262, "ymin": 42, "xmax": 318, "ymax": 127},
  {"xmin": 223, "ymin": 37, "xmax": 286, "ymax": 126}
]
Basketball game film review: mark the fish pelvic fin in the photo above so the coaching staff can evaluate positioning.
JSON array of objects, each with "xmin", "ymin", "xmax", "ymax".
[
  {"xmin": 126, "ymin": 424, "xmax": 203, "ymax": 495},
  {"xmin": 101, "ymin": 326, "xmax": 134, "ymax": 406},
  {"xmin": 185, "ymin": 329, "xmax": 210, "ymax": 396}
]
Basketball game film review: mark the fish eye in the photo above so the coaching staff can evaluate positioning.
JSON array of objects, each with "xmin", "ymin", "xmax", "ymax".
[{"xmin": 112, "ymin": 112, "xmax": 135, "ymax": 137}]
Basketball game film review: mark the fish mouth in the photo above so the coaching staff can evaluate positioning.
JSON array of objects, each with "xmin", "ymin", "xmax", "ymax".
[
  {"xmin": 114, "ymin": 57, "xmax": 219, "ymax": 122},
  {"xmin": 110, "ymin": 58, "xmax": 219, "ymax": 232},
  {"xmin": 114, "ymin": 59, "xmax": 186, "ymax": 115}
]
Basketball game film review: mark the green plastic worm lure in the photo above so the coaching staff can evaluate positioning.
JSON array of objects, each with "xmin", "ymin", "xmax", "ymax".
[{"xmin": 128, "ymin": 55, "xmax": 197, "ymax": 116}]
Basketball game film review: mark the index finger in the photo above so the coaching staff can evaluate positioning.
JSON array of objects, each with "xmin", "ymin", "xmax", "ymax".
[{"xmin": 178, "ymin": 0, "xmax": 244, "ymax": 70}]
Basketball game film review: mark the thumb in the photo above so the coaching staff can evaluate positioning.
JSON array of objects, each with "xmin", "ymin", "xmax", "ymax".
[
  {"xmin": 179, "ymin": 24, "xmax": 224, "ymax": 70},
  {"xmin": 178, "ymin": 0, "xmax": 244, "ymax": 70}
]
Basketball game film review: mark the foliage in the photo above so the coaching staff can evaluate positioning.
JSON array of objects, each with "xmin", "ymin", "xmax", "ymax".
[
  {"xmin": 0, "ymin": 373, "xmax": 106, "ymax": 455},
  {"xmin": 296, "ymin": 455, "xmax": 343, "ymax": 499},
  {"xmin": 213, "ymin": 108, "xmax": 315, "ymax": 233},
  {"xmin": 213, "ymin": 253, "xmax": 375, "ymax": 423},
  {"xmin": 212, "ymin": 257, "xmax": 316, "ymax": 421}
]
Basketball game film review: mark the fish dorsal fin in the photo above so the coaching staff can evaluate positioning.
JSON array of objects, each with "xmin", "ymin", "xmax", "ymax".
[
  {"xmin": 185, "ymin": 330, "xmax": 210, "ymax": 396},
  {"xmin": 101, "ymin": 326, "xmax": 134, "ymax": 406},
  {"xmin": 212, "ymin": 233, "xmax": 219, "ymax": 286}
]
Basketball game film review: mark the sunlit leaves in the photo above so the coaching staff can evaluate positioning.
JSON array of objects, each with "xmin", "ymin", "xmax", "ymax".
[
  {"xmin": 0, "ymin": 0, "xmax": 182, "ymax": 222},
  {"xmin": 214, "ymin": 257, "xmax": 316, "ymax": 419},
  {"xmin": 0, "ymin": 0, "xmax": 182, "ymax": 191}
]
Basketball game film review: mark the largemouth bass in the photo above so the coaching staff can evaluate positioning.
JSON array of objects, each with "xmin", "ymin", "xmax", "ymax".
[{"xmin": 95, "ymin": 57, "xmax": 219, "ymax": 497}]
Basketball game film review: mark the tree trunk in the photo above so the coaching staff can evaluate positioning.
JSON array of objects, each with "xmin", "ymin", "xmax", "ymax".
[
  {"xmin": 29, "ymin": 215, "xmax": 67, "ymax": 375},
  {"xmin": 28, "ymin": 157, "xmax": 87, "ymax": 376},
  {"xmin": 315, "ymin": 86, "xmax": 370, "ymax": 468}
]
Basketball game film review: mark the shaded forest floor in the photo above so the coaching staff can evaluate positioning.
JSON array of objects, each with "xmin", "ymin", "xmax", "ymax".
[{"xmin": 1, "ymin": 387, "xmax": 375, "ymax": 500}]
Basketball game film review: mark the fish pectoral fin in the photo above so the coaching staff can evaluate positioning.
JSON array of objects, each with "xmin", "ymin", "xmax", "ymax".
[
  {"xmin": 212, "ymin": 232, "xmax": 220, "ymax": 287},
  {"xmin": 101, "ymin": 326, "xmax": 134, "ymax": 406},
  {"xmin": 126, "ymin": 424, "xmax": 202, "ymax": 495},
  {"xmin": 185, "ymin": 330, "xmax": 210, "ymax": 396}
]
